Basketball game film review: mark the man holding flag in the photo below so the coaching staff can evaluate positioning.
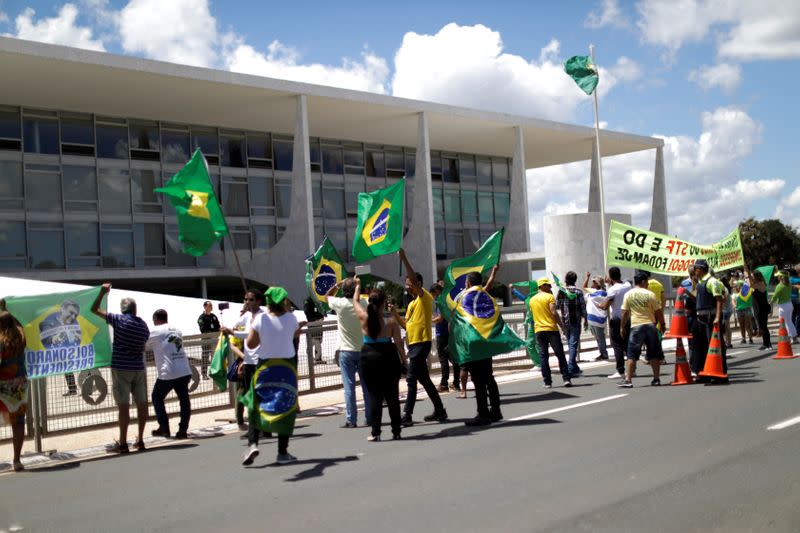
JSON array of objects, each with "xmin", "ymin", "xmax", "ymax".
[{"xmin": 530, "ymin": 278, "xmax": 572, "ymax": 389}]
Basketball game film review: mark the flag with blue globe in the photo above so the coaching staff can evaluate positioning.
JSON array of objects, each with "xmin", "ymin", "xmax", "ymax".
[{"xmin": 305, "ymin": 236, "xmax": 349, "ymax": 314}]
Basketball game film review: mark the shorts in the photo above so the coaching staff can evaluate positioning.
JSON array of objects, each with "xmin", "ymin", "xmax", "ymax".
[
  {"xmin": 627, "ymin": 324, "xmax": 664, "ymax": 362},
  {"xmin": 112, "ymin": 369, "xmax": 148, "ymax": 405},
  {"xmin": 736, "ymin": 309, "xmax": 752, "ymax": 320}
]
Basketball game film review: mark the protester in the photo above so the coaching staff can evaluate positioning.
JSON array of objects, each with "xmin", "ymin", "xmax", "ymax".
[
  {"xmin": 325, "ymin": 278, "xmax": 372, "ymax": 428},
  {"xmin": 597, "ymin": 267, "xmax": 631, "ymax": 380},
  {"xmin": 790, "ymin": 267, "xmax": 800, "ymax": 335},
  {"xmin": 353, "ymin": 280, "xmax": 406, "ymax": 441},
  {"xmin": 582, "ymin": 273, "xmax": 609, "ymax": 361},
  {"xmin": 691, "ymin": 260, "xmax": 729, "ymax": 383},
  {"xmin": 746, "ymin": 267, "xmax": 772, "ymax": 351},
  {"xmin": 0, "ymin": 311, "xmax": 28, "ymax": 471},
  {"xmin": 721, "ymin": 277, "xmax": 734, "ymax": 348},
  {"xmin": 617, "ymin": 273, "xmax": 666, "ymax": 388},
  {"xmin": 303, "ymin": 297, "xmax": 326, "ymax": 364},
  {"xmin": 146, "ymin": 309, "xmax": 192, "ymax": 439},
  {"xmin": 242, "ymin": 287, "xmax": 302, "ymax": 466},
  {"xmin": 392, "ymin": 248, "xmax": 448, "ymax": 426},
  {"xmin": 430, "ymin": 284, "xmax": 458, "ymax": 393},
  {"xmin": 732, "ymin": 281, "xmax": 754, "ymax": 344},
  {"xmin": 556, "ymin": 271, "xmax": 587, "ymax": 376},
  {"xmin": 530, "ymin": 277, "xmax": 571, "ymax": 388},
  {"xmin": 197, "ymin": 301, "xmax": 220, "ymax": 379},
  {"xmin": 92, "ymin": 284, "xmax": 150, "ymax": 453},
  {"xmin": 771, "ymin": 272, "xmax": 798, "ymax": 342}
]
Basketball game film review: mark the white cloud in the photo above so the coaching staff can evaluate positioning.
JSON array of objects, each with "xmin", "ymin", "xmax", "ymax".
[
  {"xmin": 526, "ymin": 107, "xmax": 779, "ymax": 248},
  {"xmin": 11, "ymin": 4, "xmax": 105, "ymax": 51},
  {"xmin": 688, "ymin": 62, "xmax": 742, "ymax": 92},
  {"xmin": 0, "ymin": 11, "xmax": 9, "ymax": 24},
  {"xmin": 585, "ymin": 0, "xmax": 630, "ymax": 29},
  {"xmin": 719, "ymin": 8, "xmax": 800, "ymax": 60},
  {"xmin": 609, "ymin": 56, "xmax": 642, "ymax": 82},
  {"xmin": 118, "ymin": 0, "xmax": 218, "ymax": 67},
  {"xmin": 224, "ymin": 39, "xmax": 389, "ymax": 93},
  {"xmin": 775, "ymin": 186, "xmax": 800, "ymax": 228}
]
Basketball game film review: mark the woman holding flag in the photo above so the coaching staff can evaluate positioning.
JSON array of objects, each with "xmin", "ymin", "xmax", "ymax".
[{"xmin": 0, "ymin": 311, "xmax": 28, "ymax": 471}]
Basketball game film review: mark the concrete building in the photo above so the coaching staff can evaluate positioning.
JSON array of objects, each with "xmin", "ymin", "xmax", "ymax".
[{"xmin": 0, "ymin": 37, "xmax": 663, "ymax": 302}]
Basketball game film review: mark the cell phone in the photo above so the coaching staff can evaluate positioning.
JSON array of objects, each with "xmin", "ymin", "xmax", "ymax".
[
  {"xmin": 355, "ymin": 265, "xmax": 371, "ymax": 276},
  {"xmin": 218, "ymin": 302, "xmax": 230, "ymax": 311}
]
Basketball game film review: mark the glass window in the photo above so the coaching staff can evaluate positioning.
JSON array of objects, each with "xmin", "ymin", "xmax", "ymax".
[
  {"xmin": 460, "ymin": 156, "xmax": 476, "ymax": 180},
  {"xmin": 134, "ymin": 223, "xmax": 165, "ymax": 266},
  {"xmin": 430, "ymin": 152, "xmax": 442, "ymax": 179},
  {"xmin": 248, "ymin": 176, "xmax": 274, "ymax": 216},
  {"xmin": 101, "ymin": 226, "xmax": 133, "ymax": 268},
  {"xmin": 405, "ymin": 153, "xmax": 416, "ymax": 178},
  {"xmin": 165, "ymin": 226, "xmax": 195, "ymax": 267},
  {"xmin": 366, "ymin": 150, "xmax": 384, "ymax": 178},
  {"xmin": 494, "ymin": 193, "xmax": 510, "ymax": 224},
  {"xmin": 493, "ymin": 160, "xmax": 509, "ymax": 185},
  {"xmin": 222, "ymin": 177, "xmax": 248, "ymax": 217},
  {"xmin": 461, "ymin": 190, "xmax": 477, "ymax": 222},
  {"xmin": 131, "ymin": 169, "xmax": 162, "ymax": 213},
  {"xmin": 231, "ymin": 226, "xmax": 251, "ymax": 260},
  {"xmin": 323, "ymin": 185, "xmax": 345, "ymax": 219},
  {"xmin": 129, "ymin": 121, "xmax": 159, "ymax": 151},
  {"xmin": 444, "ymin": 190, "xmax": 461, "ymax": 223},
  {"xmin": 322, "ymin": 146, "xmax": 343, "ymax": 174},
  {"xmin": 221, "ymin": 135, "xmax": 246, "ymax": 168},
  {"xmin": 311, "ymin": 179, "xmax": 323, "ymax": 214},
  {"xmin": 309, "ymin": 140, "xmax": 320, "ymax": 172},
  {"xmin": 385, "ymin": 152, "xmax": 403, "ymax": 171},
  {"xmin": 0, "ymin": 161, "xmax": 23, "ymax": 210},
  {"xmin": 247, "ymin": 134, "xmax": 270, "ymax": 160},
  {"xmin": 0, "ymin": 108, "xmax": 21, "ymax": 139},
  {"xmin": 273, "ymin": 140, "xmax": 293, "ymax": 171},
  {"xmin": 435, "ymin": 228, "xmax": 446, "ymax": 259},
  {"xmin": 344, "ymin": 148, "xmax": 364, "ymax": 169},
  {"xmin": 25, "ymin": 170, "xmax": 62, "ymax": 213},
  {"xmin": 197, "ymin": 240, "xmax": 224, "ymax": 268},
  {"xmin": 96, "ymin": 124, "xmax": 129, "ymax": 159},
  {"xmin": 192, "ymin": 128, "xmax": 218, "ymax": 155},
  {"xmin": 432, "ymin": 187, "xmax": 443, "ymax": 223},
  {"xmin": 161, "ymin": 129, "xmax": 190, "ymax": 163},
  {"xmin": 29, "ymin": 223, "xmax": 65, "ymax": 269},
  {"xmin": 276, "ymin": 181, "xmax": 292, "ymax": 218},
  {"xmin": 464, "ymin": 229, "xmax": 480, "ymax": 254},
  {"xmin": 0, "ymin": 221, "xmax": 26, "ymax": 269},
  {"xmin": 478, "ymin": 192, "xmax": 494, "ymax": 223},
  {"xmin": 446, "ymin": 229, "xmax": 463, "ymax": 258},
  {"xmin": 406, "ymin": 183, "xmax": 414, "ymax": 225},
  {"xmin": 98, "ymin": 168, "xmax": 131, "ymax": 214},
  {"xmin": 61, "ymin": 116, "xmax": 94, "ymax": 145},
  {"xmin": 345, "ymin": 183, "xmax": 363, "ymax": 215},
  {"xmin": 66, "ymin": 222, "xmax": 100, "ymax": 268},
  {"xmin": 63, "ymin": 165, "xmax": 98, "ymax": 212},
  {"xmin": 442, "ymin": 157, "xmax": 459, "ymax": 183},
  {"xmin": 328, "ymin": 228, "xmax": 347, "ymax": 259},
  {"xmin": 252, "ymin": 225, "xmax": 276, "ymax": 252},
  {"xmin": 477, "ymin": 159, "xmax": 492, "ymax": 185},
  {"xmin": 23, "ymin": 117, "xmax": 59, "ymax": 154}
]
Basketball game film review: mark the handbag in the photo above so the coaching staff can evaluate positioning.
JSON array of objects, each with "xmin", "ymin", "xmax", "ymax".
[{"xmin": 227, "ymin": 358, "xmax": 243, "ymax": 383}]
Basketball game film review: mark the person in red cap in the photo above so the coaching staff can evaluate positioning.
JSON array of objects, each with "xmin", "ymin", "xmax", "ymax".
[{"xmin": 690, "ymin": 259, "xmax": 729, "ymax": 383}]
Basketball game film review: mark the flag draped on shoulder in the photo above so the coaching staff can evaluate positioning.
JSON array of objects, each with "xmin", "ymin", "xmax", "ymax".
[
  {"xmin": 239, "ymin": 359, "xmax": 298, "ymax": 436},
  {"xmin": 551, "ymin": 272, "xmax": 577, "ymax": 300},
  {"xmin": 511, "ymin": 281, "xmax": 541, "ymax": 366},
  {"xmin": 306, "ymin": 236, "xmax": 349, "ymax": 314},
  {"xmin": 351, "ymin": 179, "xmax": 405, "ymax": 262},
  {"xmin": 564, "ymin": 55, "xmax": 599, "ymax": 95},
  {"xmin": 154, "ymin": 149, "xmax": 228, "ymax": 256},
  {"xmin": 208, "ymin": 333, "xmax": 229, "ymax": 392}
]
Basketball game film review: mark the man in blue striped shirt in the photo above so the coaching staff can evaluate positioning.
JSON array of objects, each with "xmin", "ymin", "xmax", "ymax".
[{"xmin": 92, "ymin": 283, "xmax": 150, "ymax": 454}]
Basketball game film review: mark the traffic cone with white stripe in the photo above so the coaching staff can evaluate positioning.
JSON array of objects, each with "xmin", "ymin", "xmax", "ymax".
[
  {"xmin": 774, "ymin": 317, "xmax": 797, "ymax": 360},
  {"xmin": 698, "ymin": 324, "xmax": 727, "ymax": 380},
  {"xmin": 671, "ymin": 338, "xmax": 693, "ymax": 385},
  {"xmin": 665, "ymin": 287, "xmax": 692, "ymax": 339}
]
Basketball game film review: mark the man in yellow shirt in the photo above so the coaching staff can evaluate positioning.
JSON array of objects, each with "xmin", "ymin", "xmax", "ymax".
[
  {"xmin": 618, "ymin": 272, "xmax": 667, "ymax": 388},
  {"xmin": 392, "ymin": 248, "xmax": 447, "ymax": 426},
  {"xmin": 530, "ymin": 277, "xmax": 572, "ymax": 389}
]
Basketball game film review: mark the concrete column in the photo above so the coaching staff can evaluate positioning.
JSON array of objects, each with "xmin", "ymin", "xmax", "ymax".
[
  {"xmin": 503, "ymin": 125, "xmax": 531, "ymax": 283},
  {"xmin": 200, "ymin": 277, "xmax": 207, "ymax": 299},
  {"xmin": 588, "ymin": 142, "xmax": 601, "ymax": 212},
  {"xmin": 403, "ymin": 112, "xmax": 436, "ymax": 285},
  {"xmin": 649, "ymin": 146, "xmax": 671, "ymax": 297}
]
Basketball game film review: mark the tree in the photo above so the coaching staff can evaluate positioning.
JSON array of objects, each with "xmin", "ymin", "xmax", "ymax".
[{"xmin": 739, "ymin": 218, "xmax": 800, "ymax": 269}]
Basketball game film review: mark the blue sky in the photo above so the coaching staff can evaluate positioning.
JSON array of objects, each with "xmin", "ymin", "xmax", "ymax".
[{"xmin": 1, "ymin": 0, "xmax": 798, "ymax": 246}]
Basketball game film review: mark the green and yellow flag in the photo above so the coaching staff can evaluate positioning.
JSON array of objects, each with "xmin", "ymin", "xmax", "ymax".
[
  {"xmin": 511, "ymin": 281, "xmax": 541, "ymax": 366},
  {"xmin": 3, "ymin": 287, "xmax": 112, "ymax": 379},
  {"xmin": 564, "ymin": 55, "xmax": 599, "ymax": 95},
  {"xmin": 208, "ymin": 333, "xmax": 229, "ymax": 392},
  {"xmin": 155, "ymin": 149, "xmax": 228, "ymax": 256},
  {"xmin": 351, "ymin": 179, "xmax": 405, "ymax": 262},
  {"xmin": 239, "ymin": 359, "xmax": 298, "ymax": 436},
  {"xmin": 306, "ymin": 236, "xmax": 349, "ymax": 314},
  {"xmin": 551, "ymin": 272, "xmax": 577, "ymax": 300}
]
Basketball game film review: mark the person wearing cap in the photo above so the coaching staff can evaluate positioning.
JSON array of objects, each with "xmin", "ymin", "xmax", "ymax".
[
  {"xmin": 529, "ymin": 277, "xmax": 572, "ymax": 388},
  {"xmin": 582, "ymin": 272, "xmax": 609, "ymax": 362},
  {"xmin": 617, "ymin": 272, "xmax": 666, "ymax": 387},
  {"xmin": 771, "ymin": 271, "xmax": 798, "ymax": 342},
  {"xmin": 596, "ymin": 267, "xmax": 632, "ymax": 380},
  {"xmin": 732, "ymin": 280, "xmax": 754, "ymax": 344},
  {"xmin": 690, "ymin": 259, "xmax": 729, "ymax": 383}
]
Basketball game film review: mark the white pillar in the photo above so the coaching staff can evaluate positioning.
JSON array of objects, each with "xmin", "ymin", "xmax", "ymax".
[{"xmin": 504, "ymin": 125, "xmax": 531, "ymax": 282}]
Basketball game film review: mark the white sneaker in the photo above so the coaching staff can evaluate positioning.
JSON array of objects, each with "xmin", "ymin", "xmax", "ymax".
[
  {"xmin": 607, "ymin": 372, "xmax": 623, "ymax": 379},
  {"xmin": 242, "ymin": 445, "xmax": 259, "ymax": 466},
  {"xmin": 276, "ymin": 453, "xmax": 298, "ymax": 464}
]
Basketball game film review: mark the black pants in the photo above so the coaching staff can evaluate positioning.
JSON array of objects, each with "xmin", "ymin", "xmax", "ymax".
[
  {"xmin": 535, "ymin": 331, "xmax": 570, "ymax": 384},
  {"xmin": 151, "ymin": 375, "xmax": 191, "ymax": 433},
  {"xmin": 436, "ymin": 334, "xmax": 459, "ymax": 388},
  {"xmin": 755, "ymin": 307, "xmax": 772, "ymax": 348},
  {"xmin": 404, "ymin": 342, "xmax": 445, "ymax": 416},
  {"xmin": 692, "ymin": 314, "xmax": 728, "ymax": 377},
  {"xmin": 465, "ymin": 358, "xmax": 500, "ymax": 418},
  {"xmin": 609, "ymin": 317, "xmax": 630, "ymax": 375},
  {"xmin": 361, "ymin": 344, "xmax": 402, "ymax": 437}
]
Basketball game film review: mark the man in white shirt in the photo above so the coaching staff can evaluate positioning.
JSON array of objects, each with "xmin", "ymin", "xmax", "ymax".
[
  {"xmin": 597, "ymin": 267, "xmax": 632, "ymax": 380},
  {"xmin": 146, "ymin": 309, "xmax": 192, "ymax": 439},
  {"xmin": 326, "ymin": 278, "xmax": 372, "ymax": 428}
]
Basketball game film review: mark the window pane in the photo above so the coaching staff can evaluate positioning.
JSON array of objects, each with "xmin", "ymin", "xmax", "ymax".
[
  {"xmin": 197, "ymin": 240, "xmax": 223, "ymax": 268},
  {"xmin": 63, "ymin": 166, "xmax": 97, "ymax": 212},
  {"xmin": 129, "ymin": 121, "xmax": 159, "ymax": 151},
  {"xmin": 444, "ymin": 190, "xmax": 461, "ymax": 223},
  {"xmin": 430, "ymin": 153, "xmax": 442, "ymax": 175},
  {"xmin": 460, "ymin": 156, "xmax": 476, "ymax": 177},
  {"xmin": 26, "ymin": 172, "xmax": 62, "ymax": 212},
  {"xmin": 131, "ymin": 169, "xmax": 162, "ymax": 213},
  {"xmin": 344, "ymin": 149, "xmax": 364, "ymax": 168},
  {"xmin": 101, "ymin": 229, "xmax": 133, "ymax": 268},
  {"xmin": 221, "ymin": 135, "xmax": 246, "ymax": 168},
  {"xmin": 231, "ymin": 228, "xmax": 251, "ymax": 258},
  {"xmin": 0, "ymin": 161, "xmax": 23, "ymax": 210},
  {"xmin": 328, "ymin": 229, "xmax": 347, "ymax": 259},
  {"xmin": 99, "ymin": 168, "xmax": 131, "ymax": 214},
  {"xmin": 222, "ymin": 178, "xmax": 248, "ymax": 216},
  {"xmin": 432, "ymin": 187, "xmax": 443, "ymax": 222},
  {"xmin": 366, "ymin": 151, "xmax": 384, "ymax": 178},
  {"xmin": 192, "ymin": 129, "xmax": 218, "ymax": 155},
  {"xmin": 494, "ymin": 193, "xmax": 510, "ymax": 224},
  {"xmin": 276, "ymin": 181, "xmax": 292, "ymax": 218},
  {"xmin": 61, "ymin": 117, "xmax": 94, "ymax": 145},
  {"xmin": 66, "ymin": 222, "xmax": 100, "ymax": 267},
  {"xmin": 96, "ymin": 124, "xmax": 129, "ymax": 159},
  {"xmin": 385, "ymin": 152, "xmax": 403, "ymax": 171},
  {"xmin": 29, "ymin": 226, "xmax": 65, "ymax": 269},
  {"xmin": 442, "ymin": 157, "xmax": 459, "ymax": 183},
  {"xmin": 405, "ymin": 154, "xmax": 416, "ymax": 178},
  {"xmin": 247, "ymin": 134, "xmax": 269, "ymax": 160},
  {"xmin": 161, "ymin": 130, "xmax": 190, "ymax": 163},
  {"xmin": 322, "ymin": 146, "xmax": 343, "ymax": 174},
  {"xmin": 435, "ymin": 228, "xmax": 446, "ymax": 258},
  {"xmin": 446, "ymin": 230, "xmax": 463, "ymax": 258},
  {"xmin": 273, "ymin": 140, "xmax": 293, "ymax": 171},
  {"xmin": 464, "ymin": 229, "xmax": 480, "ymax": 254},
  {"xmin": 478, "ymin": 192, "xmax": 494, "ymax": 223},
  {"xmin": 477, "ymin": 159, "xmax": 492, "ymax": 185},
  {"xmin": 323, "ymin": 186, "xmax": 345, "ymax": 219},
  {"xmin": 309, "ymin": 141, "xmax": 320, "ymax": 165},
  {"xmin": 493, "ymin": 160, "xmax": 509, "ymax": 184},
  {"xmin": 134, "ymin": 223, "xmax": 165, "ymax": 266},
  {"xmin": 461, "ymin": 190, "xmax": 477, "ymax": 222},
  {"xmin": 0, "ymin": 221, "xmax": 26, "ymax": 269},
  {"xmin": 0, "ymin": 109, "xmax": 20, "ymax": 139},
  {"xmin": 345, "ymin": 189, "xmax": 360, "ymax": 214},
  {"xmin": 252, "ymin": 225, "xmax": 276, "ymax": 252},
  {"xmin": 311, "ymin": 180, "xmax": 323, "ymax": 212},
  {"xmin": 23, "ymin": 118, "xmax": 59, "ymax": 154},
  {"xmin": 165, "ymin": 228, "xmax": 195, "ymax": 267},
  {"xmin": 248, "ymin": 176, "xmax": 274, "ymax": 215}
]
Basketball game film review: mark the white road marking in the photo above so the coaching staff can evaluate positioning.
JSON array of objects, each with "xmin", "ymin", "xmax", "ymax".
[
  {"xmin": 503, "ymin": 393, "xmax": 628, "ymax": 423},
  {"xmin": 767, "ymin": 414, "xmax": 800, "ymax": 431}
]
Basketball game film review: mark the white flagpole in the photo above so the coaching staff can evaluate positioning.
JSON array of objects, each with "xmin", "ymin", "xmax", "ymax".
[{"xmin": 589, "ymin": 44, "xmax": 608, "ymax": 272}]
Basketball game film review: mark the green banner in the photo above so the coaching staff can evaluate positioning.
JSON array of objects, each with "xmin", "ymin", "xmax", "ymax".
[
  {"xmin": 4, "ymin": 287, "xmax": 112, "ymax": 379},
  {"xmin": 607, "ymin": 220, "xmax": 745, "ymax": 276}
]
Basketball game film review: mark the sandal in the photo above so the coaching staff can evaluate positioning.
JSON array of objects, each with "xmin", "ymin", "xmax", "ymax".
[
  {"xmin": 133, "ymin": 440, "xmax": 146, "ymax": 451},
  {"xmin": 106, "ymin": 441, "xmax": 130, "ymax": 454}
]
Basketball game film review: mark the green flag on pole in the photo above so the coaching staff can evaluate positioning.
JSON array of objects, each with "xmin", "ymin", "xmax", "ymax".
[
  {"xmin": 351, "ymin": 179, "xmax": 405, "ymax": 262},
  {"xmin": 306, "ymin": 236, "xmax": 350, "ymax": 314},
  {"xmin": 511, "ymin": 281, "xmax": 541, "ymax": 366},
  {"xmin": 154, "ymin": 149, "xmax": 228, "ymax": 256},
  {"xmin": 208, "ymin": 333, "xmax": 229, "ymax": 392},
  {"xmin": 564, "ymin": 55, "xmax": 599, "ymax": 95},
  {"xmin": 755, "ymin": 265, "xmax": 775, "ymax": 286}
]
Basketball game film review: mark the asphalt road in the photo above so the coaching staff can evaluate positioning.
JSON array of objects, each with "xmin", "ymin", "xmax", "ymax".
[{"xmin": 2, "ymin": 343, "xmax": 799, "ymax": 533}]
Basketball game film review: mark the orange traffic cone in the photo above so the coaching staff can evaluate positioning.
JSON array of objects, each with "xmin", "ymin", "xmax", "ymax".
[
  {"xmin": 665, "ymin": 287, "xmax": 692, "ymax": 339},
  {"xmin": 774, "ymin": 317, "xmax": 797, "ymax": 360},
  {"xmin": 698, "ymin": 324, "xmax": 728, "ymax": 380},
  {"xmin": 671, "ymin": 338, "xmax": 693, "ymax": 385}
]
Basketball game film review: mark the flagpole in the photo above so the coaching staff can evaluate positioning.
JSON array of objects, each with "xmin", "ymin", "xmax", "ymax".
[
  {"xmin": 589, "ymin": 44, "xmax": 608, "ymax": 273},
  {"xmin": 226, "ymin": 233, "xmax": 249, "ymax": 294}
]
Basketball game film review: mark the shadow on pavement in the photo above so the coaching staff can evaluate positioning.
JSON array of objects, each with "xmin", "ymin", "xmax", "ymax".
[
  {"xmin": 247, "ymin": 455, "xmax": 360, "ymax": 482},
  {"xmin": 500, "ymin": 391, "xmax": 577, "ymax": 405},
  {"xmin": 728, "ymin": 352, "xmax": 775, "ymax": 367},
  {"xmin": 403, "ymin": 418, "xmax": 559, "ymax": 441}
]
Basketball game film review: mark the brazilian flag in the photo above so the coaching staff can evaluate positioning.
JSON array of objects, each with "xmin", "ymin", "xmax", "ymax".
[
  {"xmin": 511, "ymin": 281, "xmax": 541, "ymax": 366},
  {"xmin": 239, "ymin": 359, "xmax": 298, "ymax": 436},
  {"xmin": 351, "ymin": 179, "xmax": 405, "ymax": 262},
  {"xmin": 305, "ymin": 236, "xmax": 349, "ymax": 314},
  {"xmin": 564, "ymin": 55, "xmax": 599, "ymax": 95},
  {"xmin": 154, "ymin": 149, "xmax": 228, "ymax": 256},
  {"xmin": 208, "ymin": 333, "xmax": 229, "ymax": 392}
]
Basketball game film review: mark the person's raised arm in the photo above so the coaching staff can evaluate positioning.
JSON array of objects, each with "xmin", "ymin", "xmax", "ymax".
[
  {"xmin": 91, "ymin": 283, "xmax": 111, "ymax": 320},
  {"xmin": 398, "ymin": 248, "xmax": 420, "ymax": 290},
  {"xmin": 583, "ymin": 271, "xmax": 591, "ymax": 290},
  {"xmin": 326, "ymin": 279, "xmax": 344, "ymax": 298},
  {"xmin": 483, "ymin": 264, "xmax": 499, "ymax": 291},
  {"xmin": 352, "ymin": 278, "xmax": 367, "ymax": 323}
]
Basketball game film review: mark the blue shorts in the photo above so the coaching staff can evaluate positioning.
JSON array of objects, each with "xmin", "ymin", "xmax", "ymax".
[{"xmin": 627, "ymin": 324, "xmax": 664, "ymax": 361}]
